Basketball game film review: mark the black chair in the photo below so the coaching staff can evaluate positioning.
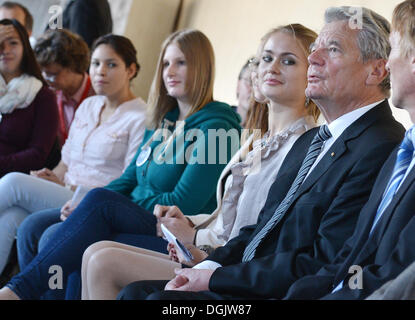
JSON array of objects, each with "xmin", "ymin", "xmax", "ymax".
[{"xmin": 44, "ymin": 137, "xmax": 62, "ymax": 170}]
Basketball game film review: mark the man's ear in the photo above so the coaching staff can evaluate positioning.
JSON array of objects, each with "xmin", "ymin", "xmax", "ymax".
[{"xmin": 366, "ymin": 59, "xmax": 388, "ymax": 87}]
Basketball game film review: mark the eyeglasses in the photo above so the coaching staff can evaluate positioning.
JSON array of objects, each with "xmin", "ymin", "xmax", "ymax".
[
  {"xmin": 41, "ymin": 66, "xmax": 64, "ymax": 84},
  {"xmin": 42, "ymin": 72, "xmax": 57, "ymax": 83}
]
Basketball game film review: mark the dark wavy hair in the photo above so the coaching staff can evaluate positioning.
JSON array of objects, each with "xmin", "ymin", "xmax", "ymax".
[
  {"xmin": 34, "ymin": 29, "xmax": 90, "ymax": 75},
  {"xmin": 0, "ymin": 18, "xmax": 45, "ymax": 84}
]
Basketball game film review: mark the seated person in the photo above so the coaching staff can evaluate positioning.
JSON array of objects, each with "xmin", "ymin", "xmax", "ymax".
[
  {"xmin": 283, "ymin": 0, "xmax": 415, "ymax": 301},
  {"xmin": 0, "ymin": 33, "xmax": 147, "ymax": 275},
  {"xmin": 1, "ymin": 29, "xmax": 241, "ymax": 300},
  {"xmin": 235, "ymin": 58, "xmax": 252, "ymax": 127},
  {"xmin": 34, "ymin": 29, "xmax": 95, "ymax": 146},
  {"xmin": 79, "ymin": 23, "xmax": 321, "ymax": 300},
  {"xmin": 114, "ymin": 7, "xmax": 407, "ymax": 301},
  {"xmin": 0, "ymin": 18, "xmax": 58, "ymax": 177}
]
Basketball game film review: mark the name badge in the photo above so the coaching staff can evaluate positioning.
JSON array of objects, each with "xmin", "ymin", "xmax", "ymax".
[{"xmin": 136, "ymin": 146, "xmax": 151, "ymax": 167}]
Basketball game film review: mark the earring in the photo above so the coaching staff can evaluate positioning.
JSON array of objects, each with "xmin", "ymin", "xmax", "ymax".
[{"xmin": 305, "ymin": 97, "xmax": 310, "ymax": 106}]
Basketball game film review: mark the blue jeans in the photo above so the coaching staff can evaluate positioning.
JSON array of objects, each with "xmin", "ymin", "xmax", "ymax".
[
  {"xmin": 9, "ymin": 188, "xmax": 168, "ymax": 300},
  {"xmin": 17, "ymin": 208, "xmax": 61, "ymax": 271}
]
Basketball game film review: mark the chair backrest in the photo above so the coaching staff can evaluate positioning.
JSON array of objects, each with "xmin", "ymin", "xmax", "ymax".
[{"xmin": 44, "ymin": 137, "xmax": 61, "ymax": 169}]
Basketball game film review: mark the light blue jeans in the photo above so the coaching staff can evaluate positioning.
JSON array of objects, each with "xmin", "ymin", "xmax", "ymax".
[{"xmin": 0, "ymin": 172, "xmax": 73, "ymax": 273}]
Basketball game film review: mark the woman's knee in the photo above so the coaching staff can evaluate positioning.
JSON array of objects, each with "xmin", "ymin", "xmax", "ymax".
[
  {"xmin": 0, "ymin": 172, "xmax": 27, "ymax": 186},
  {"xmin": 85, "ymin": 246, "xmax": 122, "ymax": 283},
  {"xmin": 17, "ymin": 210, "xmax": 47, "ymax": 241},
  {"xmin": 0, "ymin": 172, "xmax": 27, "ymax": 198},
  {"xmin": 38, "ymin": 222, "xmax": 62, "ymax": 251},
  {"xmin": 82, "ymin": 241, "xmax": 118, "ymax": 269},
  {"xmin": 83, "ymin": 188, "xmax": 112, "ymax": 202}
]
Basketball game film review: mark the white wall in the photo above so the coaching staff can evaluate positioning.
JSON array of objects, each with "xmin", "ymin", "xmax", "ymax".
[
  {"xmin": 2, "ymin": 0, "xmax": 411, "ymax": 128},
  {"xmin": 177, "ymin": 0, "xmax": 411, "ymax": 128}
]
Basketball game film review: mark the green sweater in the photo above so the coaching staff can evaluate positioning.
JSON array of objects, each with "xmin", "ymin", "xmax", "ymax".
[{"xmin": 105, "ymin": 101, "xmax": 241, "ymax": 215}]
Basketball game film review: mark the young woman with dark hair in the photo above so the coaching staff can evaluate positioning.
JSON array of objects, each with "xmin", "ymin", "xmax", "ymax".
[
  {"xmin": 0, "ymin": 29, "xmax": 241, "ymax": 300},
  {"xmin": 0, "ymin": 18, "xmax": 57, "ymax": 177},
  {"xmin": 0, "ymin": 33, "xmax": 147, "ymax": 276}
]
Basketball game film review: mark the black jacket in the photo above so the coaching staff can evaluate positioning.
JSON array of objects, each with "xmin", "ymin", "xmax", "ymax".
[
  {"xmin": 63, "ymin": 0, "xmax": 112, "ymax": 48},
  {"xmin": 207, "ymin": 100, "xmax": 405, "ymax": 299},
  {"xmin": 285, "ymin": 138, "xmax": 415, "ymax": 300}
]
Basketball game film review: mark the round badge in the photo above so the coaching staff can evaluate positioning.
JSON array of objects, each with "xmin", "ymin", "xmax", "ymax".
[{"xmin": 135, "ymin": 146, "xmax": 151, "ymax": 167}]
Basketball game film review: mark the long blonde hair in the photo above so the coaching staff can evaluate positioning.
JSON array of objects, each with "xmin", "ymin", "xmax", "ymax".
[{"xmin": 147, "ymin": 29, "xmax": 215, "ymax": 128}]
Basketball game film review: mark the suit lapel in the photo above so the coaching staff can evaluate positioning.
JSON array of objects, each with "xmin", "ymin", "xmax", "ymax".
[
  {"xmin": 365, "ymin": 166, "xmax": 415, "ymax": 248},
  {"xmin": 289, "ymin": 100, "xmax": 390, "ymax": 208},
  {"xmin": 349, "ymin": 151, "xmax": 415, "ymax": 266},
  {"xmin": 290, "ymin": 141, "xmax": 346, "ymax": 204},
  {"xmin": 336, "ymin": 151, "xmax": 399, "ymax": 269}
]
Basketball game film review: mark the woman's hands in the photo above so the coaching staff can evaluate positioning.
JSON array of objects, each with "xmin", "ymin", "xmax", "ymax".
[
  {"xmin": 167, "ymin": 242, "xmax": 208, "ymax": 267},
  {"xmin": 30, "ymin": 168, "xmax": 64, "ymax": 186},
  {"xmin": 60, "ymin": 199, "xmax": 75, "ymax": 221},
  {"xmin": 153, "ymin": 205, "xmax": 196, "ymax": 244},
  {"xmin": 0, "ymin": 25, "xmax": 15, "ymax": 45},
  {"xmin": 153, "ymin": 204, "xmax": 208, "ymax": 266}
]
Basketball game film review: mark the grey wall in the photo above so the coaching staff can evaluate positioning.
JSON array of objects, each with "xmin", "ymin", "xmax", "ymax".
[{"xmin": 0, "ymin": 0, "xmax": 66, "ymax": 37}]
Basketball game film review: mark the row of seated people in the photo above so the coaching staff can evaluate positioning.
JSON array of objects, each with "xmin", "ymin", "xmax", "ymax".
[{"xmin": 0, "ymin": 1, "xmax": 415, "ymax": 301}]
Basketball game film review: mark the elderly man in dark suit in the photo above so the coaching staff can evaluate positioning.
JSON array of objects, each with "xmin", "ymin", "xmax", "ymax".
[
  {"xmin": 116, "ymin": 6, "xmax": 405, "ymax": 300},
  {"xmin": 283, "ymin": 0, "xmax": 415, "ymax": 300}
]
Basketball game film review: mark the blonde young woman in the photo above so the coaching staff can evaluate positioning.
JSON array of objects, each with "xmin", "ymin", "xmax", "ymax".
[
  {"xmin": 80, "ymin": 23, "xmax": 321, "ymax": 300},
  {"xmin": 0, "ymin": 29, "xmax": 241, "ymax": 300}
]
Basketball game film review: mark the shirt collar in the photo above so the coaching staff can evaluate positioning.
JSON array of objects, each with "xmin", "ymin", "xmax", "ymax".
[{"xmin": 326, "ymin": 99, "xmax": 384, "ymax": 141}]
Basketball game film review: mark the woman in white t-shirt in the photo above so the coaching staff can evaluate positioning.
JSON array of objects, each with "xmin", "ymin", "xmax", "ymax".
[{"xmin": 0, "ymin": 34, "xmax": 147, "ymax": 274}]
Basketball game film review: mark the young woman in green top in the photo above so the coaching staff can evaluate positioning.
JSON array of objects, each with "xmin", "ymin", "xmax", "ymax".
[{"xmin": 0, "ymin": 29, "xmax": 241, "ymax": 300}]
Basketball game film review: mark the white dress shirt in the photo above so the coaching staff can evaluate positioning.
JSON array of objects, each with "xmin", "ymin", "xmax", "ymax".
[{"xmin": 305, "ymin": 100, "xmax": 383, "ymax": 180}]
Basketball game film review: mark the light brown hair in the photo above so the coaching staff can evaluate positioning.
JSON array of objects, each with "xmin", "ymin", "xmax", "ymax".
[
  {"xmin": 392, "ymin": 0, "xmax": 415, "ymax": 56},
  {"xmin": 147, "ymin": 29, "xmax": 215, "ymax": 128}
]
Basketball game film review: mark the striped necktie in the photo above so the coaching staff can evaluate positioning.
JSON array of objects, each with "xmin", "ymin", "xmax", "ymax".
[
  {"xmin": 242, "ymin": 125, "xmax": 332, "ymax": 262},
  {"xmin": 369, "ymin": 127, "xmax": 415, "ymax": 234}
]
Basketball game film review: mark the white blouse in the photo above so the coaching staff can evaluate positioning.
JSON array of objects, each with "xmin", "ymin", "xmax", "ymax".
[
  {"xmin": 61, "ymin": 95, "xmax": 147, "ymax": 188},
  {"xmin": 190, "ymin": 116, "xmax": 317, "ymax": 247}
]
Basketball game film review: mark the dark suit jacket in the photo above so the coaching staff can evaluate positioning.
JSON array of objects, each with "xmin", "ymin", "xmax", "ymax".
[
  {"xmin": 206, "ymin": 100, "xmax": 405, "ymax": 299},
  {"xmin": 285, "ymin": 141, "xmax": 415, "ymax": 300},
  {"xmin": 63, "ymin": 0, "xmax": 113, "ymax": 48}
]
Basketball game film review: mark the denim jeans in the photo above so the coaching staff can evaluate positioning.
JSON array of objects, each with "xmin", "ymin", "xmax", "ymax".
[
  {"xmin": 8, "ymin": 187, "xmax": 168, "ymax": 300},
  {"xmin": 17, "ymin": 208, "xmax": 62, "ymax": 271},
  {"xmin": 0, "ymin": 172, "xmax": 73, "ymax": 273}
]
